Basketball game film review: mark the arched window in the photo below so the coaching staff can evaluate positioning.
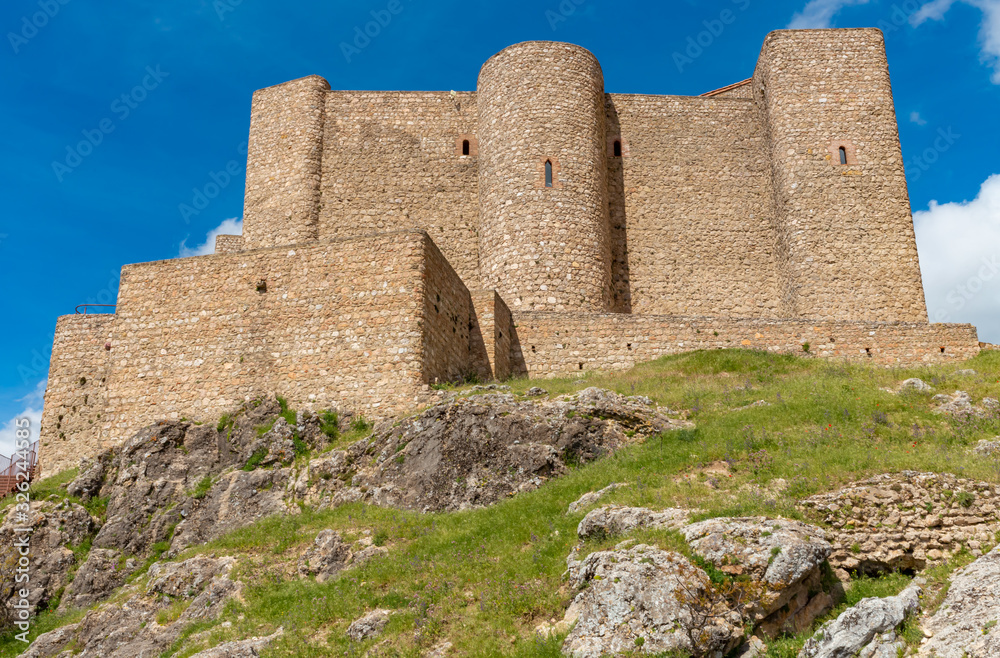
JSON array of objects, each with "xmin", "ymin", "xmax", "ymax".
[
  {"xmin": 462, "ymin": 140, "xmax": 470, "ymax": 156},
  {"xmin": 613, "ymin": 140, "xmax": 622, "ymax": 157},
  {"xmin": 544, "ymin": 160, "xmax": 553, "ymax": 187},
  {"xmin": 839, "ymin": 146, "xmax": 847, "ymax": 165}
]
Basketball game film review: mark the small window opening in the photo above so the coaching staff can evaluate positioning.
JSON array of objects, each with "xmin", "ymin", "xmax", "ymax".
[
  {"xmin": 627, "ymin": 343, "xmax": 632, "ymax": 351},
  {"xmin": 838, "ymin": 147, "xmax": 847, "ymax": 165},
  {"xmin": 531, "ymin": 345, "xmax": 536, "ymax": 354},
  {"xmin": 462, "ymin": 140, "xmax": 470, "ymax": 156},
  {"xmin": 940, "ymin": 347, "xmax": 946, "ymax": 354},
  {"xmin": 578, "ymin": 362, "xmax": 584, "ymax": 370},
  {"xmin": 256, "ymin": 279, "xmax": 267, "ymax": 293},
  {"xmin": 865, "ymin": 347, "xmax": 872, "ymax": 356},
  {"xmin": 498, "ymin": 331, "xmax": 503, "ymax": 340},
  {"xmin": 544, "ymin": 160, "xmax": 553, "ymax": 187},
  {"xmin": 613, "ymin": 140, "xmax": 622, "ymax": 157}
]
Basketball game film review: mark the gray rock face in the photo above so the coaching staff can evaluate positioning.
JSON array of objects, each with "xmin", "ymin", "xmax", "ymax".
[
  {"xmin": 19, "ymin": 556, "xmax": 240, "ymax": 658},
  {"xmin": 920, "ymin": 545, "xmax": 1000, "ymax": 657},
  {"xmin": 973, "ymin": 438, "xmax": 1000, "ymax": 456},
  {"xmin": 931, "ymin": 390, "xmax": 995, "ymax": 418},
  {"xmin": 564, "ymin": 544, "xmax": 743, "ymax": 658},
  {"xmin": 346, "ymin": 609, "xmax": 391, "ymax": 641},
  {"xmin": 305, "ymin": 390, "xmax": 688, "ymax": 512},
  {"xmin": 683, "ymin": 517, "xmax": 833, "ymax": 636},
  {"xmin": 187, "ymin": 629, "xmax": 284, "ymax": 657},
  {"xmin": 799, "ymin": 581, "xmax": 921, "ymax": 658},
  {"xmin": 298, "ymin": 529, "xmax": 353, "ymax": 582},
  {"xmin": 0, "ymin": 500, "xmax": 96, "ymax": 613},
  {"xmin": 59, "ymin": 547, "xmax": 135, "ymax": 611},
  {"xmin": 901, "ymin": 378, "xmax": 934, "ymax": 392},
  {"xmin": 567, "ymin": 483, "xmax": 627, "ymax": 514},
  {"xmin": 576, "ymin": 505, "xmax": 692, "ymax": 539}
]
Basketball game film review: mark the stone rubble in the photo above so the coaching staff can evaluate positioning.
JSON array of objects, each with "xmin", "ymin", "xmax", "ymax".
[
  {"xmin": 346, "ymin": 609, "xmax": 392, "ymax": 641},
  {"xmin": 800, "ymin": 472, "xmax": 1000, "ymax": 573}
]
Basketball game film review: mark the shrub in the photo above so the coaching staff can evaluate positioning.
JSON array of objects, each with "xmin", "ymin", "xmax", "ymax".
[{"xmin": 319, "ymin": 411, "xmax": 339, "ymax": 440}]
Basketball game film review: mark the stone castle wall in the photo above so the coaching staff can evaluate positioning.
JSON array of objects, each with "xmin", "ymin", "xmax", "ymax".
[
  {"xmin": 40, "ymin": 315, "xmax": 114, "ymax": 476},
  {"xmin": 511, "ymin": 313, "xmax": 980, "ymax": 377},
  {"xmin": 40, "ymin": 30, "xmax": 974, "ymax": 476},
  {"xmin": 754, "ymin": 29, "xmax": 927, "ymax": 322},
  {"xmin": 477, "ymin": 41, "xmax": 613, "ymax": 312}
]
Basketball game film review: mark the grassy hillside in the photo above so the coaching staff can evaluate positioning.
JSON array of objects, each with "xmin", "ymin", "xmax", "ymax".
[{"xmin": 8, "ymin": 349, "xmax": 1000, "ymax": 657}]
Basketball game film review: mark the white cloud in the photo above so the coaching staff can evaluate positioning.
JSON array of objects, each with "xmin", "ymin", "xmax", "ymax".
[
  {"xmin": 912, "ymin": 0, "xmax": 1000, "ymax": 83},
  {"xmin": 914, "ymin": 174, "xmax": 1000, "ymax": 342},
  {"xmin": 787, "ymin": 0, "xmax": 872, "ymax": 29},
  {"xmin": 0, "ymin": 380, "xmax": 45, "ymax": 457},
  {"xmin": 910, "ymin": 111, "xmax": 928, "ymax": 125},
  {"xmin": 178, "ymin": 217, "xmax": 243, "ymax": 258}
]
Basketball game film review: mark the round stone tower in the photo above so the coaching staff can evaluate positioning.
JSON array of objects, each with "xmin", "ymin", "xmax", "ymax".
[{"xmin": 476, "ymin": 41, "xmax": 612, "ymax": 312}]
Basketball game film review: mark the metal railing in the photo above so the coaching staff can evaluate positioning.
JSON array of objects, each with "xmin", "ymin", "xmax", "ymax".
[
  {"xmin": 75, "ymin": 304, "xmax": 116, "ymax": 314},
  {"xmin": 0, "ymin": 441, "xmax": 38, "ymax": 498}
]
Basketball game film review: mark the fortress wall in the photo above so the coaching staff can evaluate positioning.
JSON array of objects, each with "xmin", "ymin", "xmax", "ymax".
[
  {"xmin": 243, "ymin": 75, "xmax": 329, "ymax": 250},
  {"xmin": 755, "ymin": 29, "xmax": 927, "ymax": 322},
  {"xmin": 318, "ymin": 91, "xmax": 481, "ymax": 287},
  {"xmin": 470, "ymin": 290, "xmax": 514, "ymax": 381},
  {"xmin": 606, "ymin": 94, "xmax": 782, "ymax": 317},
  {"xmin": 40, "ymin": 314, "xmax": 115, "ymax": 476},
  {"xmin": 420, "ymin": 237, "xmax": 475, "ymax": 386},
  {"xmin": 102, "ymin": 231, "xmax": 439, "ymax": 444},
  {"xmin": 511, "ymin": 312, "xmax": 980, "ymax": 375},
  {"xmin": 477, "ymin": 42, "xmax": 613, "ymax": 312}
]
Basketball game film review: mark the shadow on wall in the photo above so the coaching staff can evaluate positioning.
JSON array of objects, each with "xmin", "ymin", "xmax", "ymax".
[
  {"xmin": 508, "ymin": 322, "xmax": 528, "ymax": 379},
  {"xmin": 606, "ymin": 98, "xmax": 632, "ymax": 314}
]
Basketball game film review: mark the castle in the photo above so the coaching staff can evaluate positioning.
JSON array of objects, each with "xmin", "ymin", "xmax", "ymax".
[{"xmin": 40, "ymin": 29, "xmax": 981, "ymax": 475}]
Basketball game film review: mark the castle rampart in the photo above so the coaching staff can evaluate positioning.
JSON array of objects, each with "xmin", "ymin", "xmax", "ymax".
[{"xmin": 40, "ymin": 29, "xmax": 978, "ymax": 476}]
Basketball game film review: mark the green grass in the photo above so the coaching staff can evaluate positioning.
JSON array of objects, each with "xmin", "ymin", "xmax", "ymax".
[{"xmin": 9, "ymin": 349, "xmax": 1000, "ymax": 657}]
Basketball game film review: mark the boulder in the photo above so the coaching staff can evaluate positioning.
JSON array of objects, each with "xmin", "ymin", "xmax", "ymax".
[
  {"xmin": 563, "ymin": 543, "xmax": 744, "ymax": 658},
  {"xmin": 973, "ymin": 438, "xmax": 1000, "ymax": 456},
  {"xmin": 567, "ymin": 483, "xmax": 627, "ymax": 514},
  {"xmin": 576, "ymin": 505, "xmax": 692, "ymax": 539},
  {"xmin": 799, "ymin": 580, "xmax": 921, "ymax": 658},
  {"xmin": 526, "ymin": 387, "xmax": 548, "ymax": 397},
  {"xmin": 346, "ymin": 609, "xmax": 391, "ymax": 641},
  {"xmin": 900, "ymin": 378, "xmax": 934, "ymax": 393},
  {"xmin": 920, "ymin": 545, "xmax": 1000, "ymax": 657},
  {"xmin": 682, "ymin": 517, "xmax": 833, "ymax": 635},
  {"xmin": 298, "ymin": 529, "xmax": 353, "ymax": 582}
]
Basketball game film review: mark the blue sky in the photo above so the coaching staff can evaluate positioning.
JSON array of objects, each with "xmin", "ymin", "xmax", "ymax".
[{"xmin": 2, "ymin": 0, "xmax": 999, "ymax": 451}]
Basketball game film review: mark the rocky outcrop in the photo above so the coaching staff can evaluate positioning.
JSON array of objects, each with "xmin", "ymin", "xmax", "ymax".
[
  {"xmin": 58, "ymin": 547, "xmax": 135, "ymax": 611},
  {"xmin": 920, "ymin": 545, "xmax": 1000, "ymax": 657},
  {"xmin": 931, "ymin": 390, "xmax": 998, "ymax": 418},
  {"xmin": 20, "ymin": 556, "xmax": 241, "ymax": 658},
  {"xmin": 900, "ymin": 378, "xmax": 934, "ymax": 393},
  {"xmin": 303, "ymin": 389, "xmax": 689, "ymax": 512},
  {"xmin": 346, "ymin": 609, "xmax": 391, "ymax": 641},
  {"xmin": 576, "ymin": 505, "xmax": 692, "ymax": 539},
  {"xmin": 188, "ymin": 629, "xmax": 284, "ymax": 657},
  {"xmin": 801, "ymin": 472, "xmax": 1000, "ymax": 573},
  {"xmin": 297, "ymin": 529, "xmax": 353, "ymax": 582},
  {"xmin": 799, "ymin": 581, "xmax": 921, "ymax": 658},
  {"xmin": 567, "ymin": 483, "xmax": 627, "ymax": 514},
  {"xmin": 564, "ymin": 543, "xmax": 744, "ymax": 658},
  {"xmin": 682, "ymin": 517, "xmax": 833, "ymax": 636},
  {"xmin": 0, "ymin": 499, "xmax": 97, "ymax": 613}
]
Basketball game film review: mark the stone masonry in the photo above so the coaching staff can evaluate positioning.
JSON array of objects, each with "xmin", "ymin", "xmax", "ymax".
[{"xmin": 41, "ymin": 29, "xmax": 981, "ymax": 475}]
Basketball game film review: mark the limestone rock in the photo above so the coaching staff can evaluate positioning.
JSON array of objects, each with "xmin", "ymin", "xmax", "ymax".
[
  {"xmin": 59, "ymin": 547, "xmax": 135, "ymax": 611},
  {"xmin": 526, "ymin": 387, "xmax": 548, "ymax": 397},
  {"xmin": 932, "ymin": 390, "xmax": 993, "ymax": 418},
  {"xmin": 187, "ymin": 629, "xmax": 284, "ymax": 657},
  {"xmin": 563, "ymin": 543, "xmax": 743, "ymax": 657},
  {"xmin": 0, "ymin": 499, "xmax": 96, "ymax": 614},
  {"xmin": 298, "ymin": 529, "xmax": 352, "ymax": 582},
  {"xmin": 576, "ymin": 505, "xmax": 692, "ymax": 539},
  {"xmin": 20, "ymin": 556, "xmax": 240, "ymax": 658},
  {"xmin": 307, "ymin": 390, "xmax": 686, "ymax": 513},
  {"xmin": 920, "ymin": 545, "xmax": 1000, "ymax": 657},
  {"xmin": 567, "ymin": 483, "xmax": 627, "ymax": 514},
  {"xmin": 346, "ymin": 609, "xmax": 391, "ymax": 641},
  {"xmin": 682, "ymin": 517, "xmax": 833, "ymax": 635},
  {"xmin": 900, "ymin": 378, "xmax": 933, "ymax": 392},
  {"xmin": 955, "ymin": 369, "xmax": 977, "ymax": 376},
  {"xmin": 799, "ymin": 580, "xmax": 921, "ymax": 658},
  {"xmin": 973, "ymin": 438, "xmax": 1000, "ymax": 456}
]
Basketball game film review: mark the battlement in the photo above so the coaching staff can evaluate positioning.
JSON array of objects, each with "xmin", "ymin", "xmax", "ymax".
[{"xmin": 40, "ymin": 29, "xmax": 977, "ymax": 476}]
